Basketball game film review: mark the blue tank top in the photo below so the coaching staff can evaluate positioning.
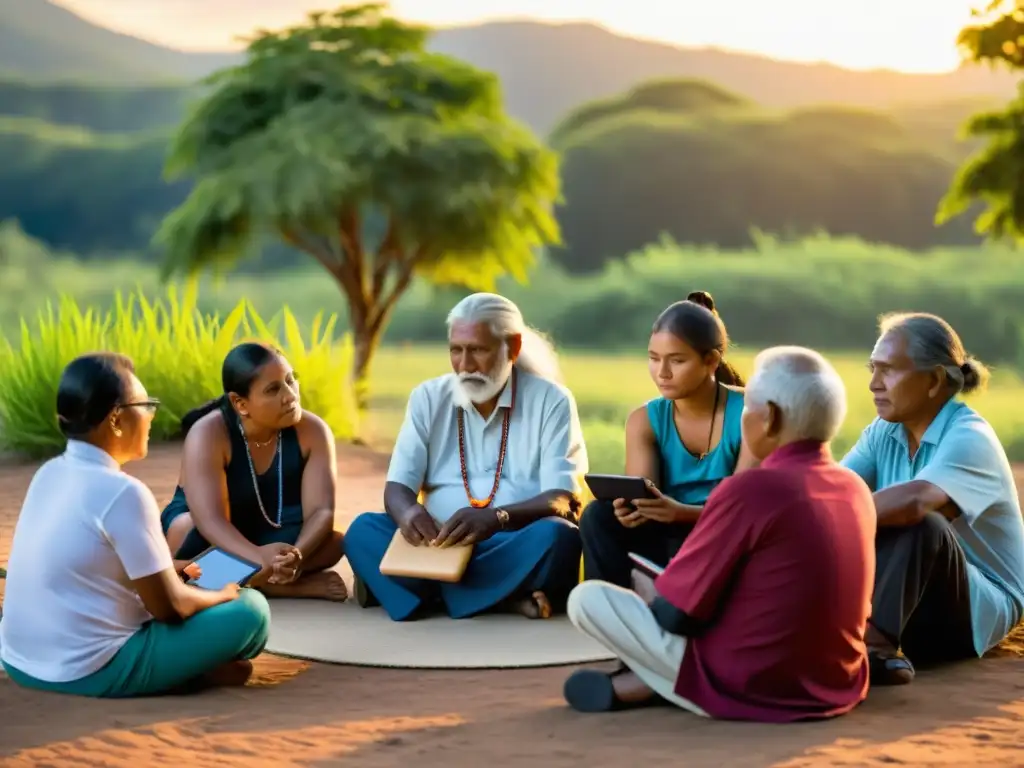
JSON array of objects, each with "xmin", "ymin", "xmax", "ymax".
[{"xmin": 645, "ymin": 386, "xmax": 744, "ymax": 505}]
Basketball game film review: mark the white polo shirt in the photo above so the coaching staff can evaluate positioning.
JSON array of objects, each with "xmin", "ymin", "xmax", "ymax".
[
  {"xmin": 386, "ymin": 367, "xmax": 589, "ymax": 523},
  {"xmin": 0, "ymin": 440, "xmax": 173, "ymax": 682}
]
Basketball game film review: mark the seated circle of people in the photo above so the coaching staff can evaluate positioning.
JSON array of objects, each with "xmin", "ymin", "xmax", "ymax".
[
  {"xmin": 160, "ymin": 342, "xmax": 348, "ymax": 601},
  {"xmin": 563, "ymin": 346, "xmax": 877, "ymax": 721},
  {"xmin": 580, "ymin": 291, "xmax": 757, "ymax": 587},
  {"xmin": 345, "ymin": 292, "xmax": 588, "ymax": 621},
  {"xmin": 840, "ymin": 312, "xmax": 1024, "ymax": 685},
  {"xmin": 0, "ymin": 353, "xmax": 270, "ymax": 697}
]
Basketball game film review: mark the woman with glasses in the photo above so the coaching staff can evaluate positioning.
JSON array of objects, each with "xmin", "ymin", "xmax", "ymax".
[
  {"xmin": 160, "ymin": 341, "xmax": 347, "ymax": 602},
  {"xmin": 0, "ymin": 352, "xmax": 271, "ymax": 697}
]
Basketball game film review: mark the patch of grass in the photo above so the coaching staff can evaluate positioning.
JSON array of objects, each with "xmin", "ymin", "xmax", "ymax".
[
  {"xmin": 366, "ymin": 345, "xmax": 1024, "ymax": 472},
  {"xmin": 0, "ymin": 286, "xmax": 359, "ymax": 458}
]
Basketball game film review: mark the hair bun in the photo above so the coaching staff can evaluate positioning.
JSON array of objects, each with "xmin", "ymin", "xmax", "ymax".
[
  {"xmin": 686, "ymin": 290, "xmax": 716, "ymax": 313},
  {"xmin": 961, "ymin": 359, "xmax": 980, "ymax": 391}
]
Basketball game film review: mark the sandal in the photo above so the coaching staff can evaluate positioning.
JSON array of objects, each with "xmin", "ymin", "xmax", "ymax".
[
  {"xmin": 523, "ymin": 590, "xmax": 552, "ymax": 620},
  {"xmin": 353, "ymin": 575, "xmax": 380, "ymax": 608},
  {"xmin": 869, "ymin": 649, "xmax": 915, "ymax": 686},
  {"xmin": 563, "ymin": 668, "xmax": 662, "ymax": 713}
]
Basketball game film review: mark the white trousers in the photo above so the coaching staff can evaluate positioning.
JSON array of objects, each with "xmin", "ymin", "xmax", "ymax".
[{"xmin": 567, "ymin": 580, "xmax": 709, "ymax": 716}]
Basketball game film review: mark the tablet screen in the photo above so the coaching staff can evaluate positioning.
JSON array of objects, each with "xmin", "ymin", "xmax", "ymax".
[{"xmin": 187, "ymin": 548, "xmax": 260, "ymax": 590}]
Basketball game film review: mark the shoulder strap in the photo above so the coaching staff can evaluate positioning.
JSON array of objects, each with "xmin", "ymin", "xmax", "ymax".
[{"xmin": 645, "ymin": 398, "xmax": 669, "ymax": 449}]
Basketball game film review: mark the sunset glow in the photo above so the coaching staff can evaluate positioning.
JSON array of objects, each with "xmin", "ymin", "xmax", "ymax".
[{"xmin": 57, "ymin": 0, "xmax": 984, "ymax": 73}]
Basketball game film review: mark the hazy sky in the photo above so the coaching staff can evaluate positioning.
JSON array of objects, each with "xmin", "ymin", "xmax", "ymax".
[{"xmin": 57, "ymin": 0, "xmax": 984, "ymax": 73}]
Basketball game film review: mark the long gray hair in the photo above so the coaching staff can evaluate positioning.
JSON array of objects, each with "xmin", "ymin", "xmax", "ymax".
[
  {"xmin": 878, "ymin": 312, "xmax": 990, "ymax": 395},
  {"xmin": 446, "ymin": 293, "xmax": 563, "ymax": 383}
]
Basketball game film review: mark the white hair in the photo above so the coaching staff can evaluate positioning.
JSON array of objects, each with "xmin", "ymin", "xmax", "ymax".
[
  {"xmin": 745, "ymin": 346, "xmax": 847, "ymax": 443},
  {"xmin": 446, "ymin": 292, "xmax": 563, "ymax": 384}
]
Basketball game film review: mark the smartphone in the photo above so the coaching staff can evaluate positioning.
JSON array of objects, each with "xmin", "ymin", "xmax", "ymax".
[{"xmin": 628, "ymin": 552, "xmax": 665, "ymax": 578}]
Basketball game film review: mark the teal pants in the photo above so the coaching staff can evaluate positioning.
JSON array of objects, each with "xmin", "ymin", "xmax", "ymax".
[{"xmin": 3, "ymin": 588, "xmax": 271, "ymax": 698}]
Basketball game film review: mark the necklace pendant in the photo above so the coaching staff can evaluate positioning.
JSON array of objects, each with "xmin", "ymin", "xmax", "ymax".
[{"xmin": 469, "ymin": 499, "xmax": 490, "ymax": 509}]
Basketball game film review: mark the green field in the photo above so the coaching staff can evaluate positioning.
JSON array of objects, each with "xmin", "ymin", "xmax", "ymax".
[
  {"xmin": 364, "ymin": 345, "xmax": 1024, "ymax": 471},
  {"xmin": 6, "ymin": 227, "xmax": 1024, "ymax": 466}
]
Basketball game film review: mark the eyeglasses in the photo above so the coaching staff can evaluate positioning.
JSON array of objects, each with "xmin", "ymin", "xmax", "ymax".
[{"xmin": 117, "ymin": 398, "xmax": 161, "ymax": 414}]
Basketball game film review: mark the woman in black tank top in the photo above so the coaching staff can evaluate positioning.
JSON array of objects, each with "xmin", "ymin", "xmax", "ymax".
[{"xmin": 160, "ymin": 342, "xmax": 347, "ymax": 601}]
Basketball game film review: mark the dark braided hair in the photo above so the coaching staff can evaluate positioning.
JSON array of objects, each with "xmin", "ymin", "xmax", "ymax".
[{"xmin": 651, "ymin": 290, "xmax": 744, "ymax": 386}]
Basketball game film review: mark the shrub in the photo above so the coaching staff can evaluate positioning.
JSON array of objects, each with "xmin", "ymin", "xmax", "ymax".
[{"xmin": 0, "ymin": 284, "xmax": 358, "ymax": 458}]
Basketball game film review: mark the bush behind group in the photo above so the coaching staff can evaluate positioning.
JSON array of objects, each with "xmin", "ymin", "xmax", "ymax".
[{"xmin": 0, "ymin": 286, "xmax": 359, "ymax": 458}]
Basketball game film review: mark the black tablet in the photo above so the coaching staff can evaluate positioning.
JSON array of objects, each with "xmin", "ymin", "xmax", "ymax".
[
  {"xmin": 186, "ymin": 547, "xmax": 262, "ymax": 590},
  {"xmin": 583, "ymin": 473, "xmax": 655, "ymax": 502},
  {"xmin": 629, "ymin": 552, "xmax": 665, "ymax": 578}
]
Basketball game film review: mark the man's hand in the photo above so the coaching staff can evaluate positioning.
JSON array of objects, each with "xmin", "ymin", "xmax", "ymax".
[
  {"xmin": 632, "ymin": 481, "xmax": 686, "ymax": 524},
  {"xmin": 397, "ymin": 503, "xmax": 441, "ymax": 546},
  {"xmin": 612, "ymin": 497, "xmax": 645, "ymax": 528},
  {"xmin": 631, "ymin": 568, "xmax": 658, "ymax": 604},
  {"xmin": 433, "ymin": 507, "xmax": 499, "ymax": 548}
]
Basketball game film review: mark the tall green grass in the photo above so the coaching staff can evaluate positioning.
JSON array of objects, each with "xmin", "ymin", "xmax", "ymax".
[{"xmin": 0, "ymin": 285, "xmax": 358, "ymax": 458}]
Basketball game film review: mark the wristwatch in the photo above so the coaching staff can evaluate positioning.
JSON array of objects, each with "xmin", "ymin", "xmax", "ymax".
[{"xmin": 494, "ymin": 507, "xmax": 510, "ymax": 529}]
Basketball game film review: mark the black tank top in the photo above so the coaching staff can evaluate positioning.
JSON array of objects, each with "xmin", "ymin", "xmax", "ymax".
[{"xmin": 162, "ymin": 405, "xmax": 307, "ymax": 536}]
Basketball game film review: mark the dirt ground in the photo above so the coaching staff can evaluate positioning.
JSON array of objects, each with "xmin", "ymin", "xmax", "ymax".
[{"xmin": 2, "ymin": 444, "xmax": 1024, "ymax": 767}]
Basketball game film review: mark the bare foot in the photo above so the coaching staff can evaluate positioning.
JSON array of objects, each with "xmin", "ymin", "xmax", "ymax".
[
  {"xmin": 259, "ymin": 570, "xmax": 348, "ymax": 601},
  {"xmin": 512, "ymin": 590, "xmax": 552, "ymax": 619}
]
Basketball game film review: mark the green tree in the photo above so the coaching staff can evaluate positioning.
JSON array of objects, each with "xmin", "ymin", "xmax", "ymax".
[
  {"xmin": 937, "ymin": 1, "xmax": 1024, "ymax": 238},
  {"xmin": 154, "ymin": 3, "xmax": 560, "ymax": 404}
]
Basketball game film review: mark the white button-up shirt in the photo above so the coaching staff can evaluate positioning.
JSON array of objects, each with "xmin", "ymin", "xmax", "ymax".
[{"xmin": 386, "ymin": 368, "xmax": 589, "ymax": 523}]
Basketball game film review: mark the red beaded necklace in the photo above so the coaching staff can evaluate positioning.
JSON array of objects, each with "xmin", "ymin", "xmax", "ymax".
[{"xmin": 457, "ymin": 368, "xmax": 517, "ymax": 508}]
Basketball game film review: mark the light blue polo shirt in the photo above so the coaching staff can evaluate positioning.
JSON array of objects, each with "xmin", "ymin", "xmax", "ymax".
[{"xmin": 841, "ymin": 397, "xmax": 1024, "ymax": 656}]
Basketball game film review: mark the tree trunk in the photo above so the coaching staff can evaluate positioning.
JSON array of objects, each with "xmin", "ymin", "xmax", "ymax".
[
  {"xmin": 284, "ymin": 225, "xmax": 417, "ymax": 419},
  {"xmin": 349, "ymin": 306, "xmax": 384, "ymax": 413}
]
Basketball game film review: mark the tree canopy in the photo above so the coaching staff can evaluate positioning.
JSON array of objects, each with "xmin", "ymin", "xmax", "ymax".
[
  {"xmin": 154, "ymin": 3, "xmax": 561, "ymax": 391},
  {"xmin": 937, "ymin": 1, "xmax": 1024, "ymax": 239}
]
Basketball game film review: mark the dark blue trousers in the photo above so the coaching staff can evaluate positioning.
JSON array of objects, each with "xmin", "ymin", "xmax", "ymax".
[{"xmin": 346, "ymin": 512, "xmax": 582, "ymax": 621}]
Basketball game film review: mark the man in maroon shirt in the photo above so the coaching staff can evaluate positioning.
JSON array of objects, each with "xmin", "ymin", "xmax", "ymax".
[{"xmin": 563, "ymin": 346, "xmax": 877, "ymax": 721}]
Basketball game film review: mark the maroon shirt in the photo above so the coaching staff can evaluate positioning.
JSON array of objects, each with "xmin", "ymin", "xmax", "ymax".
[{"xmin": 653, "ymin": 440, "xmax": 876, "ymax": 722}]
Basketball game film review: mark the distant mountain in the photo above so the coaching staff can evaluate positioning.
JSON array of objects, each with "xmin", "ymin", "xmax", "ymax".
[
  {"xmin": 427, "ymin": 21, "xmax": 1021, "ymax": 133},
  {"xmin": 0, "ymin": 0, "xmax": 235, "ymax": 84},
  {"xmin": 1, "ymin": 1, "xmax": 1020, "ymax": 135}
]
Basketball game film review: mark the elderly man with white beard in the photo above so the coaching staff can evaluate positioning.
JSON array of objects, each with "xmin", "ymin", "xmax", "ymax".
[{"xmin": 346, "ymin": 293, "xmax": 589, "ymax": 621}]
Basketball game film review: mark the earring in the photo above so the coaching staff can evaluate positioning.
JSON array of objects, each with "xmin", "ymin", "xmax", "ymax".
[{"xmin": 111, "ymin": 424, "xmax": 122, "ymax": 437}]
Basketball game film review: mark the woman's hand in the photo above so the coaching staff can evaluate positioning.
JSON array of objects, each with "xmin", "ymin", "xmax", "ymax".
[
  {"xmin": 214, "ymin": 582, "xmax": 241, "ymax": 604},
  {"xmin": 631, "ymin": 481, "xmax": 687, "ymax": 524},
  {"xmin": 612, "ymin": 497, "xmax": 646, "ymax": 528},
  {"xmin": 174, "ymin": 559, "xmax": 202, "ymax": 582},
  {"xmin": 257, "ymin": 543, "xmax": 302, "ymax": 584}
]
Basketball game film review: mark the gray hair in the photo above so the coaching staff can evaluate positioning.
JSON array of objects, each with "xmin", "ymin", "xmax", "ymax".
[
  {"xmin": 746, "ymin": 346, "xmax": 847, "ymax": 443},
  {"xmin": 878, "ymin": 312, "xmax": 990, "ymax": 396},
  {"xmin": 446, "ymin": 293, "xmax": 563, "ymax": 383}
]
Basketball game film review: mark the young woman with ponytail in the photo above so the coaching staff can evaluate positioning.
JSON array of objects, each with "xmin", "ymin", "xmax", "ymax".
[{"xmin": 580, "ymin": 291, "xmax": 757, "ymax": 586}]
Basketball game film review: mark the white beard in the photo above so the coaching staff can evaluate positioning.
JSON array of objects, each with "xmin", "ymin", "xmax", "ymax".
[{"xmin": 452, "ymin": 355, "xmax": 514, "ymax": 407}]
